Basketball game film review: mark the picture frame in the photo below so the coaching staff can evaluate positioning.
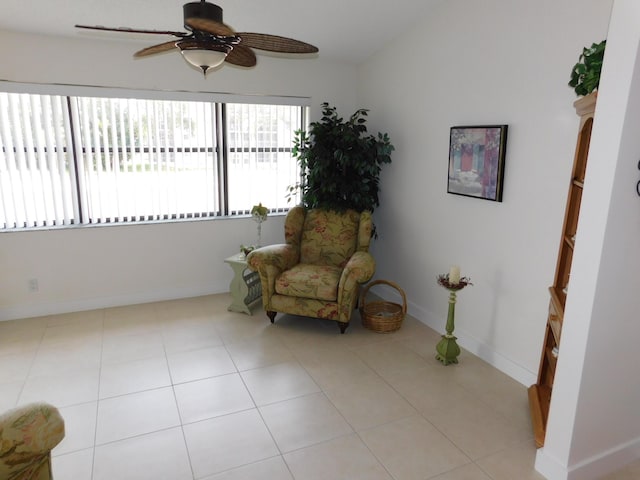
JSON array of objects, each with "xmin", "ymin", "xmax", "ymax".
[{"xmin": 447, "ymin": 125, "xmax": 508, "ymax": 202}]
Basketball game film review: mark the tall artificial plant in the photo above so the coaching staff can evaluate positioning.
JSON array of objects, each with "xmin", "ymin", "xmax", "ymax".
[{"xmin": 289, "ymin": 102, "xmax": 394, "ymax": 215}]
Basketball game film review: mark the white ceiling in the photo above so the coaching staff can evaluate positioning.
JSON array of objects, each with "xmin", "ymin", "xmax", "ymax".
[{"xmin": 0, "ymin": 0, "xmax": 443, "ymax": 64}]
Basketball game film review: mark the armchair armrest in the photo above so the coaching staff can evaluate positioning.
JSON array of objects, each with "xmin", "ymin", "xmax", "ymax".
[
  {"xmin": 337, "ymin": 251, "xmax": 376, "ymax": 320},
  {"xmin": 247, "ymin": 243, "xmax": 299, "ymax": 272},
  {"xmin": 340, "ymin": 251, "xmax": 376, "ymax": 285},
  {"xmin": 247, "ymin": 244, "xmax": 300, "ymax": 309},
  {"xmin": 0, "ymin": 403, "xmax": 65, "ymax": 478}
]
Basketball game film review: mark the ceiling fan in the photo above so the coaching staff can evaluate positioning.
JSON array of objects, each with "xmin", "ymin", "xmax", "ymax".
[{"xmin": 75, "ymin": 0, "xmax": 319, "ymax": 76}]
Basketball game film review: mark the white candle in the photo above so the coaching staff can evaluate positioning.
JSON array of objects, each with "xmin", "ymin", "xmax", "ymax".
[{"xmin": 449, "ymin": 265, "xmax": 461, "ymax": 284}]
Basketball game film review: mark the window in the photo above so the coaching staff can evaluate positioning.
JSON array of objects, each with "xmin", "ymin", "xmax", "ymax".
[
  {"xmin": 0, "ymin": 86, "xmax": 305, "ymax": 230},
  {"xmin": 226, "ymin": 103, "xmax": 302, "ymax": 215}
]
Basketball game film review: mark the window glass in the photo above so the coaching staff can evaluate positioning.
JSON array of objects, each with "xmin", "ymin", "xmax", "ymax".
[
  {"xmin": 0, "ymin": 91, "xmax": 303, "ymax": 230},
  {"xmin": 226, "ymin": 103, "xmax": 300, "ymax": 214}
]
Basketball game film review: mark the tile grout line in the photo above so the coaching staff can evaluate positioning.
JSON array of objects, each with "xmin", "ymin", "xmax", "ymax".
[{"xmin": 89, "ymin": 308, "xmax": 107, "ymax": 480}]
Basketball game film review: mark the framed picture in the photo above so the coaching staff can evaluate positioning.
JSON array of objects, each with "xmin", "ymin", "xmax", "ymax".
[{"xmin": 447, "ymin": 125, "xmax": 508, "ymax": 202}]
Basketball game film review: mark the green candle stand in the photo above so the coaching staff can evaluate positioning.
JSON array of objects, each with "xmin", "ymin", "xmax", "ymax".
[{"xmin": 436, "ymin": 274, "xmax": 472, "ymax": 366}]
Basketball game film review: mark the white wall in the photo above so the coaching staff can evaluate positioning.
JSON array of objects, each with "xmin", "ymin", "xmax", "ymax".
[
  {"xmin": 0, "ymin": 217, "xmax": 283, "ymax": 319},
  {"xmin": 357, "ymin": 0, "xmax": 612, "ymax": 384},
  {"xmin": 0, "ymin": 30, "xmax": 357, "ymax": 116},
  {"xmin": 0, "ymin": 30, "xmax": 357, "ymax": 320},
  {"xmin": 536, "ymin": 1, "xmax": 640, "ymax": 478}
]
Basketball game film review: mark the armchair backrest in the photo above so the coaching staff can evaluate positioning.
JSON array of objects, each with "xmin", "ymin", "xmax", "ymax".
[{"xmin": 284, "ymin": 206, "xmax": 372, "ymax": 268}]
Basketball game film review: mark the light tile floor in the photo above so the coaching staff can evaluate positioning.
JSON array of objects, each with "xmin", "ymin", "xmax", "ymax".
[{"xmin": 0, "ymin": 293, "xmax": 637, "ymax": 479}]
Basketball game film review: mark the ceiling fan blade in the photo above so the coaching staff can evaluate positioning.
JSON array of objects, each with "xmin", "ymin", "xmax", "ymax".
[
  {"xmin": 185, "ymin": 17, "xmax": 235, "ymax": 37},
  {"xmin": 134, "ymin": 41, "xmax": 179, "ymax": 57},
  {"xmin": 237, "ymin": 33, "xmax": 318, "ymax": 54},
  {"xmin": 75, "ymin": 25, "xmax": 188, "ymax": 37},
  {"xmin": 225, "ymin": 45, "xmax": 257, "ymax": 67}
]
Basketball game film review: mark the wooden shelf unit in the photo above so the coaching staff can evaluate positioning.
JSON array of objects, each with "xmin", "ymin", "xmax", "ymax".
[{"xmin": 528, "ymin": 92, "xmax": 596, "ymax": 448}]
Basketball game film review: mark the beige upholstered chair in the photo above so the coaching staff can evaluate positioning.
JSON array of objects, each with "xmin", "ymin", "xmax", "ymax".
[
  {"xmin": 0, "ymin": 403, "xmax": 65, "ymax": 480},
  {"xmin": 247, "ymin": 206, "xmax": 375, "ymax": 333}
]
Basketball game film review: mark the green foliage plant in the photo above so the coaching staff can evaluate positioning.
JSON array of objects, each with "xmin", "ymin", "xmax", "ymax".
[
  {"xmin": 289, "ymin": 102, "xmax": 394, "ymax": 215},
  {"xmin": 568, "ymin": 40, "xmax": 606, "ymax": 97}
]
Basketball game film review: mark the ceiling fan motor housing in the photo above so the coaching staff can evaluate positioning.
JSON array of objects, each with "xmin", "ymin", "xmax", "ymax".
[{"xmin": 183, "ymin": 1, "xmax": 223, "ymax": 29}]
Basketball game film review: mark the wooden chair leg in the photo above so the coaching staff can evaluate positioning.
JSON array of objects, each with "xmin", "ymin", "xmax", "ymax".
[
  {"xmin": 336, "ymin": 321, "xmax": 348, "ymax": 334},
  {"xmin": 267, "ymin": 311, "xmax": 277, "ymax": 323}
]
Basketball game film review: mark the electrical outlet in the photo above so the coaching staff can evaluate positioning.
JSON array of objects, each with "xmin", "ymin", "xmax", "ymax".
[{"xmin": 28, "ymin": 278, "xmax": 39, "ymax": 292}]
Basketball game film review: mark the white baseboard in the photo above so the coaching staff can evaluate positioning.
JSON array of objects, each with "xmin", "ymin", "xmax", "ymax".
[
  {"xmin": 536, "ymin": 436, "xmax": 640, "ymax": 480},
  {"xmin": 374, "ymin": 283, "xmax": 537, "ymax": 387},
  {"xmin": 0, "ymin": 286, "xmax": 227, "ymax": 322},
  {"xmin": 535, "ymin": 448, "xmax": 571, "ymax": 480}
]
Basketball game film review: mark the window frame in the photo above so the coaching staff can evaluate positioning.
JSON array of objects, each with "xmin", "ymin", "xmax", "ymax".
[{"xmin": 0, "ymin": 81, "xmax": 309, "ymax": 231}]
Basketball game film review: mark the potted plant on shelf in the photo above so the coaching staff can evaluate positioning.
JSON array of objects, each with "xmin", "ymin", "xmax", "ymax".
[
  {"xmin": 569, "ymin": 40, "xmax": 606, "ymax": 97},
  {"xmin": 288, "ymin": 102, "xmax": 394, "ymax": 233}
]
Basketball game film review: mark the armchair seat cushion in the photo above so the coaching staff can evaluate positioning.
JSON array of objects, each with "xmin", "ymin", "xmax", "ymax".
[{"xmin": 275, "ymin": 264, "xmax": 342, "ymax": 301}]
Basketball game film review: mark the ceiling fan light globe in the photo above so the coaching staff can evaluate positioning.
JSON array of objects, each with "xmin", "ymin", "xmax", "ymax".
[{"xmin": 180, "ymin": 48, "xmax": 227, "ymax": 74}]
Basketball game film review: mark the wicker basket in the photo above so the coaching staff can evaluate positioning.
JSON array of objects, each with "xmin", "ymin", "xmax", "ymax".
[{"xmin": 360, "ymin": 279, "xmax": 407, "ymax": 333}]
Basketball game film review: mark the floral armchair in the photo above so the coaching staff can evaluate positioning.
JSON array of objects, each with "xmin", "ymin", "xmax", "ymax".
[
  {"xmin": 0, "ymin": 403, "xmax": 65, "ymax": 480},
  {"xmin": 247, "ymin": 206, "xmax": 375, "ymax": 333}
]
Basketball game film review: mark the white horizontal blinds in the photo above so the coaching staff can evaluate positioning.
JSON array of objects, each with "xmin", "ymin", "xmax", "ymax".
[
  {"xmin": 71, "ymin": 96, "xmax": 220, "ymax": 224},
  {"xmin": 0, "ymin": 92, "xmax": 77, "ymax": 229},
  {"xmin": 226, "ymin": 103, "xmax": 301, "ymax": 214}
]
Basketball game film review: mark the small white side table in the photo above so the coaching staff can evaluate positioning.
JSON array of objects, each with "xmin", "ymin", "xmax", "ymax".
[{"xmin": 224, "ymin": 253, "xmax": 262, "ymax": 315}]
